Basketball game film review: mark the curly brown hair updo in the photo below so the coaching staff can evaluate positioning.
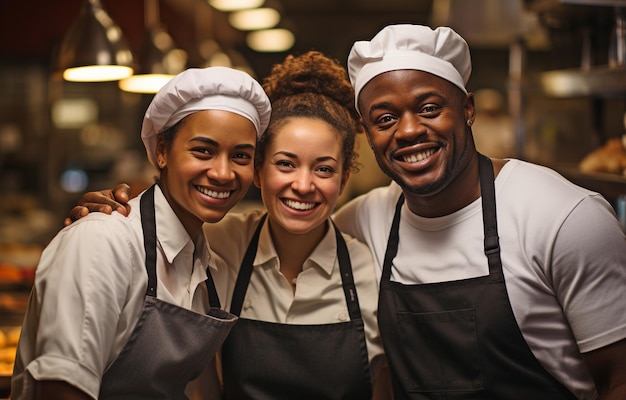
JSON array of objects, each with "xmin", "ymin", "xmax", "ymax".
[{"xmin": 258, "ymin": 50, "xmax": 362, "ymax": 174}]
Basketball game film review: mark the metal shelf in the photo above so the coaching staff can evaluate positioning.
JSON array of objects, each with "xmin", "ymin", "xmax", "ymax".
[
  {"xmin": 525, "ymin": 0, "xmax": 626, "ymax": 11},
  {"xmin": 523, "ymin": 66, "xmax": 626, "ymax": 97}
]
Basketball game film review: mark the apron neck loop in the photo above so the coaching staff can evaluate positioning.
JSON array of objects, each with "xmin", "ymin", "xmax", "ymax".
[
  {"xmin": 140, "ymin": 184, "xmax": 158, "ymax": 297},
  {"xmin": 332, "ymin": 220, "xmax": 362, "ymax": 320},
  {"xmin": 478, "ymin": 154, "xmax": 502, "ymax": 273}
]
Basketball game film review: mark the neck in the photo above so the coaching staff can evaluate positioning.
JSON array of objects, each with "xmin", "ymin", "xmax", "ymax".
[
  {"xmin": 404, "ymin": 155, "xmax": 508, "ymax": 218},
  {"xmin": 268, "ymin": 218, "xmax": 328, "ymax": 282},
  {"xmin": 404, "ymin": 153, "xmax": 482, "ymax": 218}
]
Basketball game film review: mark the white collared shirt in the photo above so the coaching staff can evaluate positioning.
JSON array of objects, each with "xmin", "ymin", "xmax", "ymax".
[{"xmin": 12, "ymin": 185, "xmax": 214, "ymax": 399}]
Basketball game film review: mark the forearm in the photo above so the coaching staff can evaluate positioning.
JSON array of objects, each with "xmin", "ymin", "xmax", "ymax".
[{"xmin": 583, "ymin": 338, "xmax": 626, "ymax": 400}]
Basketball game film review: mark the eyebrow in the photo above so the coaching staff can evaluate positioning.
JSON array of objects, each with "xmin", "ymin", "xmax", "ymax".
[
  {"xmin": 274, "ymin": 150, "xmax": 338, "ymax": 163},
  {"xmin": 190, "ymin": 136, "xmax": 255, "ymax": 150},
  {"xmin": 367, "ymin": 91, "xmax": 444, "ymax": 115}
]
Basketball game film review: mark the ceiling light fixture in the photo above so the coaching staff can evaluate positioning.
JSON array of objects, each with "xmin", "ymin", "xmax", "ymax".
[
  {"xmin": 55, "ymin": 0, "xmax": 134, "ymax": 82},
  {"xmin": 208, "ymin": 0, "xmax": 264, "ymax": 12},
  {"xmin": 228, "ymin": 7, "xmax": 280, "ymax": 30},
  {"xmin": 119, "ymin": 0, "xmax": 187, "ymax": 94},
  {"xmin": 246, "ymin": 28, "xmax": 294, "ymax": 52}
]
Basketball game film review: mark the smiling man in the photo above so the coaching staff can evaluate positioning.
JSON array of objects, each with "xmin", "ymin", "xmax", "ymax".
[{"xmin": 332, "ymin": 24, "xmax": 626, "ymax": 400}]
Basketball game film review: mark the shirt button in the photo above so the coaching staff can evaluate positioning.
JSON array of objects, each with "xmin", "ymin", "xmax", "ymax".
[
  {"xmin": 243, "ymin": 300, "xmax": 252, "ymax": 310},
  {"xmin": 336, "ymin": 311, "xmax": 349, "ymax": 322}
]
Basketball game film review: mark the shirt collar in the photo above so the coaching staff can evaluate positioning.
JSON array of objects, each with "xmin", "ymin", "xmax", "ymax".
[
  {"xmin": 254, "ymin": 218, "xmax": 339, "ymax": 277},
  {"xmin": 153, "ymin": 184, "xmax": 203, "ymax": 264}
]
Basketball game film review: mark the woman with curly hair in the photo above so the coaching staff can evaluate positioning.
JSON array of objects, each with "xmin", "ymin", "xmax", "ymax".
[
  {"xmin": 65, "ymin": 51, "xmax": 391, "ymax": 399},
  {"xmin": 209, "ymin": 50, "xmax": 391, "ymax": 399}
]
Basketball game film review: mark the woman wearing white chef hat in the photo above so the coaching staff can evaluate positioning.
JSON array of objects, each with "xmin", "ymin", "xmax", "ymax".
[{"xmin": 12, "ymin": 66, "xmax": 271, "ymax": 400}]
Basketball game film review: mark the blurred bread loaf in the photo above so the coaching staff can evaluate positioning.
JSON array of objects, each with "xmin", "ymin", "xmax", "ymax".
[{"xmin": 579, "ymin": 137, "xmax": 626, "ymax": 176}]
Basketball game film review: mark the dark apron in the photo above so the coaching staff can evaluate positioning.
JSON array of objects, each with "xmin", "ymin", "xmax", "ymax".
[
  {"xmin": 378, "ymin": 154, "xmax": 576, "ymax": 399},
  {"xmin": 99, "ymin": 184, "xmax": 238, "ymax": 400},
  {"xmin": 219, "ymin": 215, "xmax": 373, "ymax": 400}
]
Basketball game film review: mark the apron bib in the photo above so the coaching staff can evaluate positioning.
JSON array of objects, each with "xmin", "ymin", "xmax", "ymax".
[
  {"xmin": 378, "ymin": 155, "xmax": 576, "ymax": 399},
  {"xmin": 220, "ymin": 216, "xmax": 372, "ymax": 400},
  {"xmin": 99, "ymin": 184, "xmax": 238, "ymax": 399}
]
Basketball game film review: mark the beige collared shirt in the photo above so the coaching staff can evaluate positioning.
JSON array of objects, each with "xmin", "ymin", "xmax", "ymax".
[{"xmin": 204, "ymin": 209, "xmax": 384, "ymax": 368}]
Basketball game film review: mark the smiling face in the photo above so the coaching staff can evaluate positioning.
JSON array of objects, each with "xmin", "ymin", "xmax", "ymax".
[
  {"xmin": 358, "ymin": 69, "xmax": 478, "ymax": 214},
  {"xmin": 255, "ymin": 117, "xmax": 349, "ymax": 239},
  {"xmin": 157, "ymin": 109, "xmax": 257, "ymax": 237}
]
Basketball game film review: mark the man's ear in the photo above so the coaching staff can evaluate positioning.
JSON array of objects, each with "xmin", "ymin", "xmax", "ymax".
[{"xmin": 464, "ymin": 92, "xmax": 476, "ymax": 123}]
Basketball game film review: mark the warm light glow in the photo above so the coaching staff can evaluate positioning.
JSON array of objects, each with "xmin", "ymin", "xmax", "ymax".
[
  {"xmin": 540, "ymin": 71, "xmax": 588, "ymax": 97},
  {"xmin": 63, "ymin": 65, "xmax": 134, "ymax": 82},
  {"xmin": 229, "ymin": 8, "xmax": 280, "ymax": 30},
  {"xmin": 51, "ymin": 98, "xmax": 98, "ymax": 129},
  {"xmin": 208, "ymin": 0, "xmax": 264, "ymax": 11},
  {"xmin": 246, "ymin": 29, "xmax": 294, "ymax": 52},
  {"xmin": 206, "ymin": 52, "xmax": 233, "ymax": 67},
  {"xmin": 119, "ymin": 74, "xmax": 174, "ymax": 94}
]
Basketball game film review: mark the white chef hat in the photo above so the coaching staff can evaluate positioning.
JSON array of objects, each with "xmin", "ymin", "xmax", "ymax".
[
  {"xmin": 348, "ymin": 24, "xmax": 471, "ymax": 112},
  {"xmin": 141, "ymin": 66, "xmax": 271, "ymax": 167}
]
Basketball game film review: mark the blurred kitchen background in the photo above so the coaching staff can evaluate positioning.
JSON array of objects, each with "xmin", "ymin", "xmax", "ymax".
[{"xmin": 1, "ymin": 0, "xmax": 626, "ymax": 393}]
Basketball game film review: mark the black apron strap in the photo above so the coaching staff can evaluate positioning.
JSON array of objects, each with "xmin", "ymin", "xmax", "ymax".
[
  {"xmin": 381, "ymin": 194, "xmax": 404, "ymax": 282},
  {"xmin": 140, "ymin": 184, "xmax": 158, "ymax": 297},
  {"xmin": 230, "ymin": 214, "xmax": 267, "ymax": 316},
  {"xmin": 332, "ymin": 220, "xmax": 362, "ymax": 320},
  {"xmin": 478, "ymin": 154, "xmax": 503, "ymax": 273},
  {"xmin": 204, "ymin": 268, "xmax": 222, "ymax": 309}
]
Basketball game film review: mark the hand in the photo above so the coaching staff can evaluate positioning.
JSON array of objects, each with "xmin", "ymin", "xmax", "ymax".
[{"xmin": 63, "ymin": 183, "xmax": 133, "ymax": 226}]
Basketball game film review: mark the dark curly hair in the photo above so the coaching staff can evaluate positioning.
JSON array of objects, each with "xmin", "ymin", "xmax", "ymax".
[{"xmin": 258, "ymin": 51, "xmax": 362, "ymax": 174}]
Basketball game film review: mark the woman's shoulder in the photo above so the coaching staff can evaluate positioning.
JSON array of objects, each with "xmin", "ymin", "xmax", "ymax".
[
  {"xmin": 204, "ymin": 208, "xmax": 266, "ymax": 237},
  {"xmin": 64, "ymin": 208, "xmax": 140, "ymax": 241},
  {"xmin": 204, "ymin": 208, "xmax": 266, "ymax": 264}
]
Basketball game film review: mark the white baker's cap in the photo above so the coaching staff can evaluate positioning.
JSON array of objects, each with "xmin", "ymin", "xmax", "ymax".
[
  {"xmin": 348, "ymin": 24, "xmax": 471, "ymax": 112},
  {"xmin": 141, "ymin": 66, "xmax": 271, "ymax": 167}
]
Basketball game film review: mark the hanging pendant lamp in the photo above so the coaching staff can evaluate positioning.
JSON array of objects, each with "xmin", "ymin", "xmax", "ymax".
[
  {"xmin": 55, "ymin": 0, "xmax": 134, "ymax": 82},
  {"xmin": 119, "ymin": 0, "xmax": 187, "ymax": 94}
]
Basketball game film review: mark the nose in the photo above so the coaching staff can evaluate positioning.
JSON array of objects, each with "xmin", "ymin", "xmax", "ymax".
[
  {"xmin": 206, "ymin": 155, "xmax": 235, "ymax": 183},
  {"xmin": 291, "ymin": 169, "xmax": 315, "ymax": 194},
  {"xmin": 394, "ymin": 112, "xmax": 424, "ymax": 143}
]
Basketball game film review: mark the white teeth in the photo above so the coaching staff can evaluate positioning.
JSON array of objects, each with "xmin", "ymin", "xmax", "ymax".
[
  {"xmin": 197, "ymin": 186, "xmax": 231, "ymax": 199},
  {"xmin": 284, "ymin": 199, "xmax": 316, "ymax": 210},
  {"xmin": 403, "ymin": 148, "xmax": 435, "ymax": 163}
]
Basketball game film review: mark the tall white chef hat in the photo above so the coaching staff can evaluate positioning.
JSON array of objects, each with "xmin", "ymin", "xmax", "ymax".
[
  {"xmin": 348, "ymin": 24, "xmax": 471, "ymax": 112},
  {"xmin": 141, "ymin": 66, "xmax": 271, "ymax": 167}
]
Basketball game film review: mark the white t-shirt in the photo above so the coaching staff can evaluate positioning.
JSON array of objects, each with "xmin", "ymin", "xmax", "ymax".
[
  {"xmin": 203, "ymin": 211, "xmax": 385, "ymax": 378},
  {"xmin": 333, "ymin": 159, "xmax": 626, "ymax": 399},
  {"xmin": 12, "ymin": 186, "xmax": 218, "ymax": 399}
]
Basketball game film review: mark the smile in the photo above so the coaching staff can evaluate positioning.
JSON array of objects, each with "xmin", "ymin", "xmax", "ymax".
[
  {"xmin": 195, "ymin": 185, "xmax": 232, "ymax": 199},
  {"xmin": 402, "ymin": 148, "xmax": 436, "ymax": 163},
  {"xmin": 283, "ymin": 199, "xmax": 317, "ymax": 211}
]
